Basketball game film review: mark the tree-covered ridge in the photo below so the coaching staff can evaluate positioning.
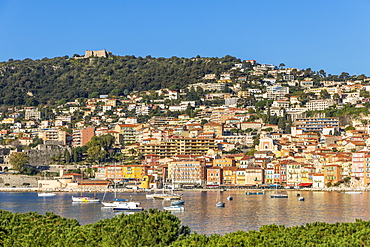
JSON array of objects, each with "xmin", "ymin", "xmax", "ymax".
[
  {"xmin": 0, "ymin": 209, "xmax": 369, "ymax": 246},
  {"xmin": 0, "ymin": 55, "xmax": 241, "ymax": 106}
]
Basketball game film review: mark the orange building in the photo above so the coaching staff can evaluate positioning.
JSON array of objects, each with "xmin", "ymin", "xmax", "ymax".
[
  {"xmin": 323, "ymin": 164, "xmax": 342, "ymax": 186},
  {"xmin": 206, "ymin": 167, "xmax": 223, "ymax": 185}
]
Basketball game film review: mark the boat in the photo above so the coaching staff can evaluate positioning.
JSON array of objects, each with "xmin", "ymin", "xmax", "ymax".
[
  {"xmin": 164, "ymin": 206, "xmax": 185, "ymax": 211},
  {"xmin": 112, "ymin": 201, "xmax": 144, "ymax": 212},
  {"xmin": 38, "ymin": 192, "xmax": 56, "ymax": 197},
  {"xmin": 171, "ymin": 200, "xmax": 185, "ymax": 206},
  {"xmin": 298, "ymin": 197, "xmax": 305, "ymax": 201},
  {"xmin": 101, "ymin": 198, "xmax": 129, "ymax": 207},
  {"xmin": 345, "ymin": 191, "xmax": 363, "ymax": 194},
  {"xmin": 146, "ymin": 193, "xmax": 170, "ymax": 199},
  {"xmin": 153, "ymin": 194, "xmax": 182, "ymax": 200},
  {"xmin": 72, "ymin": 196, "xmax": 100, "ymax": 202},
  {"xmin": 216, "ymin": 190, "xmax": 225, "ymax": 207},
  {"xmin": 246, "ymin": 191, "xmax": 264, "ymax": 195},
  {"xmin": 270, "ymin": 193, "xmax": 288, "ymax": 198},
  {"xmin": 227, "ymin": 196, "xmax": 233, "ymax": 201},
  {"xmin": 270, "ymin": 183, "xmax": 287, "ymax": 198}
]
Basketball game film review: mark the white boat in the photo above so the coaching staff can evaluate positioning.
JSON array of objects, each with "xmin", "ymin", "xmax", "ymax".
[
  {"xmin": 101, "ymin": 199, "xmax": 129, "ymax": 207},
  {"xmin": 38, "ymin": 192, "xmax": 56, "ymax": 197},
  {"xmin": 216, "ymin": 190, "xmax": 225, "ymax": 207},
  {"xmin": 72, "ymin": 196, "xmax": 100, "ymax": 202},
  {"xmin": 270, "ymin": 193, "xmax": 288, "ymax": 198},
  {"xmin": 164, "ymin": 206, "xmax": 184, "ymax": 211},
  {"xmin": 345, "ymin": 191, "xmax": 363, "ymax": 194},
  {"xmin": 112, "ymin": 201, "xmax": 144, "ymax": 212},
  {"xmin": 298, "ymin": 197, "xmax": 305, "ymax": 201}
]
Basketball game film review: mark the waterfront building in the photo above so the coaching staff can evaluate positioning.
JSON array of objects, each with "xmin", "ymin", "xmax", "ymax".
[
  {"xmin": 171, "ymin": 160, "xmax": 205, "ymax": 186},
  {"xmin": 323, "ymin": 164, "xmax": 342, "ymax": 185},
  {"xmin": 206, "ymin": 166, "xmax": 223, "ymax": 185}
]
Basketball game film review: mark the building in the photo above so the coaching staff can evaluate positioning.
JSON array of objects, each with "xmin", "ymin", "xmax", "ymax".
[
  {"xmin": 323, "ymin": 165, "xmax": 342, "ymax": 185},
  {"xmin": 114, "ymin": 124, "xmax": 140, "ymax": 144},
  {"xmin": 72, "ymin": 127, "xmax": 95, "ymax": 148},
  {"xmin": 24, "ymin": 108, "xmax": 41, "ymax": 120},
  {"xmin": 292, "ymin": 117, "xmax": 340, "ymax": 133},
  {"xmin": 206, "ymin": 166, "xmax": 223, "ymax": 185},
  {"xmin": 171, "ymin": 160, "xmax": 205, "ymax": 186},
  {"xmin": 39, "ymin": 128, "xmax": 67, "ymax": 145},
  {"xmin": 306, "ymin": 100, "xmax": 334, "ymax": 111},
  {"xmin": 265, "ymin": 85, "xmax": 289, "ymax": 100}
]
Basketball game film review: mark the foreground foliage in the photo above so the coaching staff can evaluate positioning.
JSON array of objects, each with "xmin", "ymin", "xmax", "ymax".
[{"xmin": 0, "ymin": 209, "xmax": 369, "ymax": 246}]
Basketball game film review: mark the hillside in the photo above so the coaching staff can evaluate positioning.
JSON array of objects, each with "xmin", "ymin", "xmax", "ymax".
[{"xmin": 0, "ymin": 55, "xmax": 242, "ymax": 106}]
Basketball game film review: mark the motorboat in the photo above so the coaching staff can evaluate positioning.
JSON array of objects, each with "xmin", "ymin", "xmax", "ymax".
[
  {"xmin": 146, "ymin": 193, "xmax": 170, "ymax": 199},
  {"xmin": 72, "ymin": 196, "xmax": 100, "ymax": 202},
  {"xmin": 227, "ymin": 196, "xmax": 233, "ymax": 201},
  {"xmin": 38, "ymin": 192, "xmax": 56, "ymax": 197},
  {"xmin": 101, "ymin": 198, "xmax": 129, "ymax": 207},
  {"xmin": 171, "ymin": 200, "xmax": 185, "ymax": 206},
  {"xmin": 246, "ymin": 191, "xmax": 264, "ymax": 195},
  {"xmin": 344, "ymin": 191, "xmax": 363, "ymax": 194},
  {"xmin": 298, "ymin": 197, "xmax": 305, "ymax": 201},
  {"xmin": 270, "ymin": 193, "xmax": 288, "ymax": 198},
  {"xmin": 112, "ymin": 201, "xmax": 144, "ymax": 212},
  {"xmin": 164, "ymin": 206, "xmax": 185, "ymax": 211}
]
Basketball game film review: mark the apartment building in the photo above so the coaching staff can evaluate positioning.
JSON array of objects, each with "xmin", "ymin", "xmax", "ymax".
[
  {"xmin": 171, "ymin": 160, "xmax": 205, "ymax": 186},
  {"xmin": 39, "ymin": 128, "xmax": 67, "ymax": 145},
  {"xmin": 72, "ymin": 127, "xmax": 95, "ymax": 147},
  {"xmin": 306, "ymin": 99, "xmax": 334, "ymax": 111},
  {"xmin": 293, "ymin": 117, "xmax": 340, "ymax": 133}
]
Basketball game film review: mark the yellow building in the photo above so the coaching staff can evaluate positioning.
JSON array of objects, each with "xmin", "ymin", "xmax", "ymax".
[
  {"xmin": 203, "ymin": 122, "xmax": 224, "ymax": 137},
  {"xmin": 1, "ymin": 118, "xmax": 15, "ymax": 124},
  {"xmin": 122, "ymin": 165, "xmax": 145, "ymax": 180},
  {"xmin": 213, "ymin": 158, "xmax": 235, "ymax": 168}
]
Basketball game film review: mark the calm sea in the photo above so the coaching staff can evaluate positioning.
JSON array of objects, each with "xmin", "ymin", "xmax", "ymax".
[{"xmin": 0, "ymin": 190, "xmax": 369, "ymax": 235}]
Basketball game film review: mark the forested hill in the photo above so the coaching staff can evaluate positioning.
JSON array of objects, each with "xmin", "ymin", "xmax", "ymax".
[{"xmin": 0, "ymin": 55, "xmax": 242, "ymax": 106}]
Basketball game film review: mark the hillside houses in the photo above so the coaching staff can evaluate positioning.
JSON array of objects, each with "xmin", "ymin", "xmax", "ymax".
[{"xmin": 2, "ymin": 59, "xmax": 370, "ymax": 189}]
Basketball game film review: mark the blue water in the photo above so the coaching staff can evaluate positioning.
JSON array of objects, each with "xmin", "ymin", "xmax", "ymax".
[{"xmin": 0, "ymin": 190, "xmax": 369, "ymax": 235}]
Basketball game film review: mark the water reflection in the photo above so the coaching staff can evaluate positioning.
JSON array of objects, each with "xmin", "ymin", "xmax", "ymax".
[{"xmin": 0, "ymin": 191, "xmax": 369, "ymax": 235}]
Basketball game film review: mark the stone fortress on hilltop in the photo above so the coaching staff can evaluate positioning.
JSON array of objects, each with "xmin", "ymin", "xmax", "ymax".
[{"xmin": 74, "ymin": 49, "xmax": 112, "ymax": 59}]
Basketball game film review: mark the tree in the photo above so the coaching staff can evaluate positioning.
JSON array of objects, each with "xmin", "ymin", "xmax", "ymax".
[
  {"xmin": 64, "ymin": 149, "xmax": 71, "ymax": 164},
  {"xmin": 9, "ymin": 152, "xmax": 29, "ymax": 173},
  {"xmin": 320, "ymin": 90, "xmax": 330, "ymax": 100},
  {"xmin": 278, "ymin": 118, "xmax": 286, "ymax": 129},
  {"xmin": 87, "ymin": 145, "xmax": 107, "ymax": 164}
]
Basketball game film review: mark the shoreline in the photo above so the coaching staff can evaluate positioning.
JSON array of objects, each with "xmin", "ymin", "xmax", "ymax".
[{"xmin": 0, "ymin": 186, "xmax": 369, "ymax": 193}]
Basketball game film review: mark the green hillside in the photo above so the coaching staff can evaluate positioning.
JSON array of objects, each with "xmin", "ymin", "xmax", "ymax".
[{"xmin": 0, "ymin": 55, "xmax": 242, "ymax": 106}]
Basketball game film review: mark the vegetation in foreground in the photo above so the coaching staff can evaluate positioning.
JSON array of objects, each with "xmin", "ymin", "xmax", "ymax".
[{"xmin": 0, "ymin": 209, "xmax": 369, "ymax": 246}]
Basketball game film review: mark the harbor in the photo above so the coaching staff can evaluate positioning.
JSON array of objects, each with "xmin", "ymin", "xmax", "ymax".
[{"xmin": 1, "ymin": 190, "xmax": 370, "ymax": 235}]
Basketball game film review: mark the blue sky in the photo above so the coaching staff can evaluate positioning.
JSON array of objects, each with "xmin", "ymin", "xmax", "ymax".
[{"xmin": 0, "ymin": 1, "xmax": 369, "ymax": 76}]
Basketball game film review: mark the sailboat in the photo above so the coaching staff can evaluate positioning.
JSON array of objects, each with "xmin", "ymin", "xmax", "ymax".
[
  {"xmin": 101, "ymin": 164, "xmax": 128, "ymax": 207},
  {"xmin": 270, "ymin": 184, "xmax": 288, "ymax": 198},
  {"xmin": 72, "ymin": 195, "xmax": 100, "ymax": 202},
  {"xmin": 216, "ymin": 190, "xmax": 225, "ymax": 207},
  {"xmin": 152, "ymin": 182, "xmax": 182, "ymax": 200},
  {"xmin": 38, "ymin": 192, "xmax": 56, "ymax": 197}
]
